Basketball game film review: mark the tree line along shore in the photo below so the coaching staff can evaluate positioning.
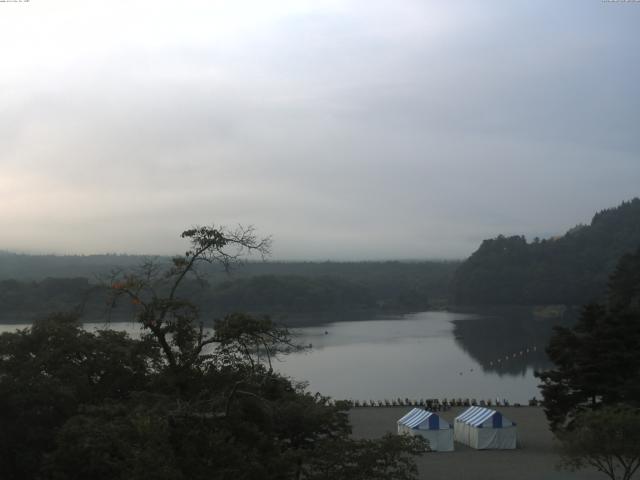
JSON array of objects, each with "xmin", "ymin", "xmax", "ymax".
[{"xmin": 1, "ymin": 198, "xmax": 638, "ymax": 323}]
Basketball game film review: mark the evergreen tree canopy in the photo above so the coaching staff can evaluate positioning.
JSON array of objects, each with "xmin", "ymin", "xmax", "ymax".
[
  {"xmin": 536, "ymin": 247, "xmax": 640, "ymax": 431},
  {"xmin": 453, "ymin": 198, "xmax": 640, "ymax": 305}
]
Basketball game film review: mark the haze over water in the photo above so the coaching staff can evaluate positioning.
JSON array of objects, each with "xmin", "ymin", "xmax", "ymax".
[{"xmin": 0, "ymin": 310, "xmax": 558, "ymax": 403}]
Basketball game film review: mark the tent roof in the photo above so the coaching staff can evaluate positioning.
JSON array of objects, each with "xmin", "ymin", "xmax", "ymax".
[
  {"xmin": 397, "ymin": 408, "xmax": 449, "ymax": 430},
  {"xmin": 455, "ymin": 406, "xmax": 515, "ymax": 428}
]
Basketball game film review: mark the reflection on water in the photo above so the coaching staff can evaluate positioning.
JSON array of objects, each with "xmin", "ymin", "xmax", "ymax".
[
  {"xmin": 276, "ymin": 310, "xmax": 573, "ymax": 403},
  {"xmin": 0, "ymin": 310, "xmax": 573, "ymax": 403},
  {"xmin": 451, "ymin": 310, "xmax": 575, "ymax": 377}
]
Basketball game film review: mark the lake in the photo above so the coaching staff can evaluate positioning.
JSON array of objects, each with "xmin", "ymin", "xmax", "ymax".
[{"xmin": 0, "ymin": 310, "xmax": 567, "ymax": 403}]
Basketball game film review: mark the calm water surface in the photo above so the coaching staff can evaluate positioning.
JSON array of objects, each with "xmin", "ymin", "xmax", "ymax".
[
  {"xmin": 277, "ymin": 311, "xmax": 556, "ymax": 403},
  {"xmin": 0, "ymin": 311, "xmax": 563, "ymax": 403}
]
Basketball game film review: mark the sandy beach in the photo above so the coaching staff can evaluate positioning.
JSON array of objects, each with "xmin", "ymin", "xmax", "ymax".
[{"xmin": 349, "ymin": 406, "xmax": 605, "ymax": 480}]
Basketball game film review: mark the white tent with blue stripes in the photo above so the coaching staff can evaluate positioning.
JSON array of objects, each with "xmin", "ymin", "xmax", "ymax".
[
  {"xmin": 397, "ymin": 408, "xmax": 454, "ymax": 452},
  {"xmin": 454, "ymin": 406, "xmax": 517, "ymax": 449}
]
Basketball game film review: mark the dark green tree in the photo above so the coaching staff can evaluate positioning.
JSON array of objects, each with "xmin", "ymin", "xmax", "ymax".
[
  {"xmin": 608, "ymin": 248, "xmax": 640, "ymax": 314},
  {"xmin": 106, "ymin": 225, "xmax": 272, "ymax": 375},
  {"xmin": 557, "ymin": 405, "xmax": 640, "ymax": 480},
  {"xmin": 302, "ymin": 434, "xmax": 427, "ymax": 480},
  {"xmin": 453, "ymin": 198, "xmax": 640, "ymax": 306},
  {"xmin": 537, "ymin": 248, "xmax": 640, "ymax": 431},
  {"xmin": 0, "ymin": 313, "xmax": 159, "ymax": 480},
  {"xmin": 2, "ymin": 225, "xmax": 426, "ymax": 480}
]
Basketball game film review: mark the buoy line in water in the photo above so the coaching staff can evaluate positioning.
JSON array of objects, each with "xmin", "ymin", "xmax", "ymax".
[{"xmin": 487, "ymin": 345, "xmax": 538, "ymax": 368}]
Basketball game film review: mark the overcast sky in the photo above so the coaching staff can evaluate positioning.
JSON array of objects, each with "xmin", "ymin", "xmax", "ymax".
[{"xmin": 1, "ymin": 0, "xmax": 639, "ymax": 260}]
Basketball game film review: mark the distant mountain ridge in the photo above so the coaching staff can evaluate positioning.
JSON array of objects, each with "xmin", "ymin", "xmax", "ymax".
[
  {"xmin": 453, "ymin": 198, "xmax": 640, "ymax": 306},
  {"xmin": 0, "ymin": 257, "xmax": 459, "ymax": 322},
  {"xmin": 0, "ymin": 252, "xmax": 145, "ymax": 281}
]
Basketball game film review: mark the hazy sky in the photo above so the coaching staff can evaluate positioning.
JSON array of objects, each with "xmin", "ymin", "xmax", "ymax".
[{"xmin": 1, "ymin": 0, "xmax": 639, "ymax": 260}]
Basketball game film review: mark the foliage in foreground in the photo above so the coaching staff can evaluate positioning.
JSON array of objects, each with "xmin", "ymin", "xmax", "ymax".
[
  {"xmin": 0, "ymin": 225, "xmax": 425, "ymax": 480},
  {"xmin": 557, "ymin": 406, "xmax": 640, "ymax": 480}
]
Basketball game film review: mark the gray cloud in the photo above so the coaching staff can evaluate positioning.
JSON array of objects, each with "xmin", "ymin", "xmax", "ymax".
[{"xmin": 0, "ymin": 0, "xmax": 638, "ymax": 259}]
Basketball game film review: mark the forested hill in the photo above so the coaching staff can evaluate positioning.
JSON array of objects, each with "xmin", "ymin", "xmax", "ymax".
[
  {"xmin": 0, "ymin": 258, "xmax": 459, "ymax": 322},
  {"xmin": 452, "ymin": 198, "xmax": 640, "ymax": 306}
]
